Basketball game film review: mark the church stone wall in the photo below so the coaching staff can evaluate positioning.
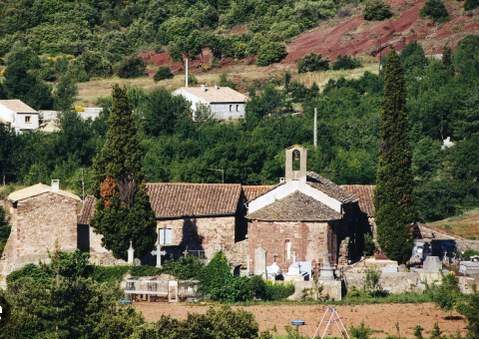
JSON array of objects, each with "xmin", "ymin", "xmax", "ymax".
[
  {"xmin": 157, "ymin": 216, "xmax": 237, "ymax": 263},
  {"xmin": 0, "ymin": 193, "xmax": 79, "ymax": 278},
  {"xmin": 248, "ymin": 221, "xmax": 334, "ymax": 274}
]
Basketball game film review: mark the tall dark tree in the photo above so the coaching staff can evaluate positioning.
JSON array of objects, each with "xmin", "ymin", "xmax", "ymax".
[
  {"xmin": 53, "ymin": 71, "xmax": 78, "ymax": 112},
  {"xmin": 3, "ymin": 43, "xmax": 53, "ymax": 110},
  {"xmin": 374, "ymin": 51, "xmax": 415, "ymax": 263},
  {"xmin": 92, "ymin": 85, "xmax": 156, "ymax": 260}
]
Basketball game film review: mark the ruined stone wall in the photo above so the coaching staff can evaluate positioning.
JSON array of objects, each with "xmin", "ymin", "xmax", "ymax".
[
  {"xmin": 0, "ymin": 193, "xmax": 79, "ymax": 278},
  {"xmin": 157, "ymin": 216, "xmax": 237, "ymax": 263},
  {"xmin": 247, "ymin": 221, "xmax": 334, "ymax": 274}
]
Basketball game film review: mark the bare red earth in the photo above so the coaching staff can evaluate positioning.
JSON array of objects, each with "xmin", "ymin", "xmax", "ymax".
[{"xmin": 283, "ymin": 0, "xmax": 479, "ymax": 63}]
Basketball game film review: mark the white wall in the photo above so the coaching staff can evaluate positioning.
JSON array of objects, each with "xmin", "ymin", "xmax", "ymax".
[
  {"xmin": 15, "ymin": 113, "xmax": 39, "ymax": 131},
  {"xmin": 0, "ymin": 105, "xmax": 14, "ymax": 125},
  {"xmin": 173, "ymin": 89, "xmax": 246, "ymax": 121}
]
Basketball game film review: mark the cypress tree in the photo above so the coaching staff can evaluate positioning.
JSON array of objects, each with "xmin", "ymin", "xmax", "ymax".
[
  {"xmin": 374, "ymin": 51, "xmax": 415, "ymax": 263},
  {"xmin": 92, "ymin": 85, "xmax": 156, "ymax": 260}
]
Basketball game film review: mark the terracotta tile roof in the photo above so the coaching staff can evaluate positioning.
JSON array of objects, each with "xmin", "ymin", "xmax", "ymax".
[
  {"xmin": 0, "ymin": 99, "xmax": 37, "ymax": 113},
  {"xmin": 247, "ymin": 191, "xmax": 343, "ymax": 222},
  {"xmin": 78, "ymin": 195, "xmax": 96, "ymax": 225},
  {"xmin": 146, "ymin": 183, "xmax": 243, "ymax": 219},
  {"xmin": 340, "ymin": 185, "xmax": 375, "ymax": 217},
  {"xmin": 242, "ymin": 185, "xmax": 273, "ymax": 202},
  {"xmin": 175, "ymin": 86, "xmax": 248, "ymax": 103},
  {"xmin": 307, "ymin": 172, "xmax": 357, "ymax": 204},
  {"xmin": 8, "ymin": 183, "xmax": 81, "ymax": 203}
]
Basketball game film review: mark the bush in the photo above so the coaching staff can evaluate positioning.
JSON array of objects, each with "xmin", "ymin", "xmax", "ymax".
[
  {"xmin": 263, "ymin": 281, "xmax": 295, "ymax": 300},
  {"xmin": 350, "ymin": 321, "xmax": 374, "ymax": 339},
  {"xmin": 129, "ymin": 265, "xmax": 162, "ymax": 277},
  {"xmin": 420, "ymin": 0, "xmax": 449, "ymax": 23},
  {"xmin": 117, "ymin": 56, "xmax": 146, "ymax": 78},
  {"xmin": 153, "ymin": 66, "xmax": 173, "ymax": 81},
  {"xmin": 363, "ymin": 0, "xmax": 393, "ymax": 21},
  {"xmin": 464, "ymin": 0, "xmax": 479, "ymax": 11},
  {"xmin": 427, "ymin": 273, "xmax": 461, "ymax": 313},
  {"xmin": 364, "ymin": 267, "xmax": 383, "ymax": 297},
  {"xmin": 256, "ymin": 42, "xmax": 287, "ymax": 66},
  {"xmin": 162, "ymin": 255, "xmax": 204, "ymax": 280},
  {"xmin": 332, "ymin": 55, "xmax": 362, "ymax": 70},
  {"xmin": 461, "ymin": 249, "xmax": 479, "ymax": 260},
  {"xmin": 91, "ymin": 265, "xmax": 130, "ymax": 283},
  {"xmin": 297, "ymin": 53, "xmax": 330, "ymax": 73}
]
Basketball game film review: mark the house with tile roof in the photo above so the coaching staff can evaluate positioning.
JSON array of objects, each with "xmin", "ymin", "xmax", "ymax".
[
  {"xmin": 173, "ymin": 85, "xmax": 248, "ymax": 121},
  {"xmin": 0, "ymin": 99, "xmax": 39, "ymax": 133}
]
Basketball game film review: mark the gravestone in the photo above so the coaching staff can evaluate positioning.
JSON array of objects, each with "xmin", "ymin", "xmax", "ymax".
[
  {"xmin": 254, "ymin": 247, "xmax": 267, "ymax": 277},
  {"xmin": 423, "ymin": 256, "xmax": 442, "ymax": 272}
]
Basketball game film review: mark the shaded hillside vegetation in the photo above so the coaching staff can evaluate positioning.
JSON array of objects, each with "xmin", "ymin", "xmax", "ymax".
[{"xmin": 0, "ymin": 0, "xmax": 342, "ymax": 81}]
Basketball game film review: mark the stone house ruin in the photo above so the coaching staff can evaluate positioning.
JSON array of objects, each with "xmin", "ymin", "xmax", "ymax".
[{"xmin": 1, "ymin": 145, "xmax": 375, "ymax": 285}]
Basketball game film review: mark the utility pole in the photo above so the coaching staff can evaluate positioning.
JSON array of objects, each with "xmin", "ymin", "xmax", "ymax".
[
  {"xmin": 314, "ymin": 107, "xmax": 318, "ymax": 148},
  {"xmin": 185, "ymin": 57, "xmax": 189, "ymax": 87}
]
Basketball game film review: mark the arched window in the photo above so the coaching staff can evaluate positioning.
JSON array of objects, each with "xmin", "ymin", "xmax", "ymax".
[
  {"xmin": 284, "ymin": 240, "xmax": 292, "ymax": 261},
  {"xmin": 292, "ymin": 149, "xmax": 301, "ymax": 171}
]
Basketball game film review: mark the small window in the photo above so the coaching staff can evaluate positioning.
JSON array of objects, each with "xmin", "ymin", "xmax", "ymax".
[
  {"xmin": 159, "ymin": 228, "xmax": 174, "ymax": 245},
  {"xmin": 229, "ymin": 105, "xmax": 233, "ymax": 112},
  {"xmin": 236, "ymin": 105, "xmax": 239, "ymax": 112},
  {"xmin": 25, "ymin": 116, "xmax": 31, "ymax": 124}
]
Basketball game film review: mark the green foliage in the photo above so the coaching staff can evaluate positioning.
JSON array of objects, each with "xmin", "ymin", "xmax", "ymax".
[
  {"xmin": 332, "ymin": 55, "xmax": 362, "ymax": 70},
  {"xmin": 400, "ymin": 42, "xmax": 428, "ymax": 74},
  {"xmin": 430, "ymin": 323, "xmax": 443, "ymax": 339},
  {"xmin": 53, "ymin": 71, "xmax": 78, "ymax": 111},
  {"xmin": 420, "ymin": 0, "xmax": 449, "ymax": 23},
  {"xmin": 256, "ymin": 42, "xmax": 287, "ymax": 66},
  {"xmin": 427, "ymin": 273, "xmax": 461, "ymax": 313},
  {"xmin": 350, "ymin": 321, "xmax": 374, "ymax": 339},
  {"xmin": 375, "ymin": 51, "xmax": 415, "ymax": 263},
  {"xmin": 464, "ymin": 0, "xmax": 479, "ymax": 10},
  {"xmin": 153, "ymin": 66, "xmax": 174, "ymax": 81},
  {"xmin": 131, "ymin": 306, "xmax": 259, "ymax": 339},
  {"xmin": 457, "ymin": 292, "xmax": 479, "ymax": 338},
  {"xmin": 90, "ymin": 265, "xmax": 131, "ymax": 284},
  {"xmin": 0, "ymin": 206, "xmax": 10, "ymax": 255},
  {"xmin": 363, "ymin": 233, "xmax": 376, "ymax": 256},
  {"xmin": 199, "ymin": 251, "xmax": 235, "ymax": 300},
  {"xmin": 297, "ymin": 53, "xmax": 330, "ymax": 73},
  {"xmin": 414, "ymin": 325, "xmax": 425, "ymax": 339},
  {"xmin": 162, "ymin": 255, "xmax": 204, "ymax": 280},
  {"xmin": 92, "ymin": 85, "xmax": 156, "ymax": 260},
  {"xmin": 2, "ymin": 251, "xmax": 144, "ymax": 339},
  {"xmin": 461, "ymin": 249, "xmax": 479, "ymax": 260},
  {"xmin": 364, "ymin": 267, "xmax": 383, "ymax": 297},
  {"xmin": 117, "ymin": 56, "xmax": 146, "ymax": 78},
  {"xmin": 363, "ymin": 0, "xmax": 393, "ymax": 21},
  {"xmin": 3, "ymin": 42, "xmax": 53, "ymax": 109}
]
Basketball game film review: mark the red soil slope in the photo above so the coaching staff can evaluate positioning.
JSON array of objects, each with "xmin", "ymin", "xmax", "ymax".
[{"xmin": 284, "ymin": 0, "xmax": 479, "ymax": 63}]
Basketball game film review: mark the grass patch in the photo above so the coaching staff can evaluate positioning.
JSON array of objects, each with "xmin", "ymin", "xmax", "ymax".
[{"xmin": 427, "ymin": 208, "xmax": 479, "ymax": 240}]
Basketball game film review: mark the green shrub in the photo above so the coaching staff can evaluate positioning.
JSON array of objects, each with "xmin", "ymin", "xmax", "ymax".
[
  {"xmin": 461, "ymin": 249, "xmax": 479, "ymax": 260},
  {"xmin": 332, "ymin": 55, "xmax": 362, "ymax": 70},
  {"xmin": 350, "ymin": 321, "xmax": 374, "ymax": 339},
  {"xmin": 363, "ymin": 0, "xmax": 393, "ymax": 21},
  {"xmin": 153, "ymin": 66, "xmax": 173, "ymax": 81},
  {"xmin": 162, "ymin": 255, "xmax": 204, "ymax": 280},
  {"xmin": 256, "ymin": 42, "xmax": 287, "ymax": 66},
  {"xmin": 297, "ymin": 53, "xmax": 330, "ymax": 73},
  {"xmin": 117, "ymin": 56, "xmax": 146, "ymax": 78},
  {"xmin": 457, "ymin": 292, "xmax": 479, "ymax": 338},
  {"xmin": 129, "ymin": 265, "xmax": 162, "ymax": 277},
  {"xmin": 199, "ymin": 251, "xmax": 234, "ymax": 300},
  {"xmin": 427, "ymin": 273, "xmax": 461, "ymax": 312},
  {"xmin": 464, "ymin": 0, "xmax": 479, "ymax": 11},
  {"xmin": 6, "ymin": 263, "xmax": 50, "ymax": 285},
  {"xmin": 263, "ymin": 280, "xmax": 295, "ymax": 300},
  {"xmin": 420, "ymin": 0, "xmax": 449, "ymax": 23},
  {"xmin": 364, "ymin": 267, "xmax": 384, "ymax": 297},
  {"xmin": 0, "ymin": 206, "xmax": 10, "ymax": 255},
  {"xmin": 91, "ymin": 265, "xmax": 130, "ymax": 283}
]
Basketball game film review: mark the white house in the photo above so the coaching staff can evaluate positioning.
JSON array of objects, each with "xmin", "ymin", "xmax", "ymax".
[
  {"xmin": 0, "ymin": 99, "xmax": 39, "ymax": 133},
  {"xmin": 173, "ymin": 85, "xmax": 248, "ymax": 121}
]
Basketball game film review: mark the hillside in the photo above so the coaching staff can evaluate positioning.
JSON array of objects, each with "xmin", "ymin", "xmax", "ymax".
[{"xmin": 426, "ymin": 209, "xmax": 479, "ymax": 240}]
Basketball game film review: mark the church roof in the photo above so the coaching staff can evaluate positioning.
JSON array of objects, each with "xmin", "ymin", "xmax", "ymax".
[
  {"xmin": 247, "ymin": 191, "xmax": 343, "ymax": 222},
  {"xmin": 242, "ymin": 185, "xmax": 274, "ymax": 202},
  {"xmin": 146, "ymin": 183, "xmax": 243, "ymax": 219},
  {"xmin": 306, "ymin": 172, "xmax": 357, "ymax": 204},
  {"xmin": 341, "ymin": 185, "xmax": 375, "ymax": 217},
  {"xmin": 175, "ymin": 86, "xmax": 248, "ymax": 103},
  {"xmin": 8, "ymin": 183, "xmax": 81, "ymax": 203}
]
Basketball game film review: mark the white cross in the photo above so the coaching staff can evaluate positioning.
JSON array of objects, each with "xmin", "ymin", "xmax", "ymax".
[{"xmin": 151, "ymin": 241, "xmax": 167, "ymax": 268}]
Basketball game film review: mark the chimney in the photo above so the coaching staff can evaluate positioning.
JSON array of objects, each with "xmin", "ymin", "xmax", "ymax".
[{"xmin": 51, "ymin": 179, "xmax": 60, "ymax": 192}]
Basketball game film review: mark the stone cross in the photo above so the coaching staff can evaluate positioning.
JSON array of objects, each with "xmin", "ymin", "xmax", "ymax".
[
  {"xmin": 151, "ymin": 241, "xmax": 167, "ymax": 268},
  {"xmin": 127, "ymin": 241, "xmax": 134, "ymax": 265},
  {"xmin": 183, "ymin": 246, "xmax": 189, "ymax": 257}
]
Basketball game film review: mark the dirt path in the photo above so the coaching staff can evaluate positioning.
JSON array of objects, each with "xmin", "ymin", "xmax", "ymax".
[{"xmin": 135, "ymin": 302, "xmax": 467, "ymax": 338}]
